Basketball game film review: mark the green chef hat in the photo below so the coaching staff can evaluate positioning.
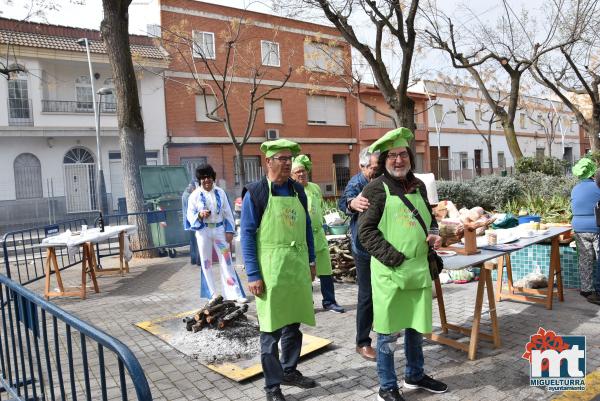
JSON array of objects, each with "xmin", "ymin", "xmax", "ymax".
[
  {"xmin": 572, "ymin": 157, "xmax": 597, "ymax": 179},
  {"xmin": 260, "ymin": 139, "xmax": 301, "ymax": 158},
  {"xmin": 368, "ymin": 127, "xmax": 414, "ymax": 153},
  {"xmin": 292, "ymin": 154, "xmax": 312, "ymax": 172}
]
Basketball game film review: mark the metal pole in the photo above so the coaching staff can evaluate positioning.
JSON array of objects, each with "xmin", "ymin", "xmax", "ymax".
[{"xmin": 83, "ymin": 38, "xmax": 103, "ymax": 213}]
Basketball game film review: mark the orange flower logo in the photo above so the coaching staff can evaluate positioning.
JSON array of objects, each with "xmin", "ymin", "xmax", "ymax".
[{"xmin": 522, "ymin": 327, "xmax": 570, "ymax": 372}]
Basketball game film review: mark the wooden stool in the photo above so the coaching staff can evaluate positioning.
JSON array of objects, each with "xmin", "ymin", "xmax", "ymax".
[
  {"xmin": 495, "ymin": 236, "xmax": 564, "ymax": 309},
  {"xmin": 427, "ymin": 263, "xmax": 501, "ymax": 360},
  {"xmin": 90, "ymin": 231, "xmax": 130, "ymax": 277},
  {"xmin": 44, "ymin": 243, "xmax": 99, "ymax": 300}
]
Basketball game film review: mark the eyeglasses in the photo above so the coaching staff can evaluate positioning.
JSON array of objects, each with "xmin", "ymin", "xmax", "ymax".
[
  {"xmin": 272, "ymin": 156, "xmax": 293, "ymax": 163},
  {"xmin": 387, "ymin": 151, "xmax": 410, "ymax": 161},
  {"xmin": 198, "ymin": 176, "xmax": 213, "ymax": 181}
]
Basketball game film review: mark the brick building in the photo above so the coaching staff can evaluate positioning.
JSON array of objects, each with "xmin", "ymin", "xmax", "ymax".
[{"xmin": 160, "ymin": 0, "xmax": 358, "ymax": 196}]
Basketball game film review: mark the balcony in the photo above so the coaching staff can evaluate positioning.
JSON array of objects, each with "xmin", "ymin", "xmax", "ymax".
[
  {"xmin": 41, "ymin": 100, "xmax": 117, "ymax": 114},
  {"xmin": 8, "ymin": 99, "xmax": 34, "ymax": 126}
]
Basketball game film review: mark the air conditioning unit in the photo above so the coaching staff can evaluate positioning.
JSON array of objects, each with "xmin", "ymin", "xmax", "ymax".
[
  {"xmin": 319, "ymin": 182, "xmax": 336, "ymax": 197},
  {"xmin": 265, "ymin": 128, "xmax": 279, "ymax": 140}
]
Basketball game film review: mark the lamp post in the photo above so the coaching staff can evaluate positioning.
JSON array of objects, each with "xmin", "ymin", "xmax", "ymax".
[
  {"xmin": 96, "ymin": 87, "xmax": 113, "ymax": 214},
  {"xmin": 77, "ymin": 37, "xmax": 107, "ymax": 213}
]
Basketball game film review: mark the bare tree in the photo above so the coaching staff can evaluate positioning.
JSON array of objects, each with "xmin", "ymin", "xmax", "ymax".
[
  {"xmin": 157, "ymin": 16, "xmax": 293, "ymax": 186},
  {"xmin": 423, "ymin": 0, "xmax": 575, "ymax": 161},
  {"xmin": 101, "ymin": 0, "xmax": 154, "ymax": 257},
  {"xmin": 272, "ymin": 0, "xmax": 421, "ymax": 134},
  {"xmin": 521, "ymin": 98, "xmax": 564, "ymax": 156},
  {"xmin": 531, "ymin": 0, "xmax": 600, "ymax": 151}
]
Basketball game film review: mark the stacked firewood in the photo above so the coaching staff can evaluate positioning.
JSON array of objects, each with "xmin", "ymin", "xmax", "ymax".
[
  {"xmin": 329, "ymin": 237, "xmax": 356, "ymax": 284},
  {"xmin": 183, "ymin": 296, "xmax": 249, "ymax": 332}
]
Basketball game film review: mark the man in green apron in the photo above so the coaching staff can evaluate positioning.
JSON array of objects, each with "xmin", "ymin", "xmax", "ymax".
[
  {"xmin": 241, "ymin": 139, "xmax": 317, "ymax": 401},
  {"xmin": 358, "ymin": 128, "xmax": 448, "ymax": 401},
  {"xmin": 291, "ymin": 154, "xmax": 345, "ymax": 313}
]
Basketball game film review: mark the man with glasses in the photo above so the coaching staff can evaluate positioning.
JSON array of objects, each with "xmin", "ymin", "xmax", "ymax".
[
  {"xmin": 241, "ymin": 139, "xmax": 317, "ymax": 401},
  {"xmin": 338, "ymin": 147, "xmax": 380, "ymax": 361},
  {"xmin": 358, "ymin": 128, "xmax": 447, "ymax": 401}
]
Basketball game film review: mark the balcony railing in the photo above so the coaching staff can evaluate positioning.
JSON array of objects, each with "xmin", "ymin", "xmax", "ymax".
[
  {"xmin": 42, "ymin": 100, "xmax": 117, "ymax": 114},
  {"xmin": 8, "ymin": 98, "xmax": 34, "ymax": 126},
  {"xmin": 360, "ymin": 120, "xmax": 426, "ymax": 130}
]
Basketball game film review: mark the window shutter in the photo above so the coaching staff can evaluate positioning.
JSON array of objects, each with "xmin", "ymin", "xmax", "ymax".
[
  {"xmin": 327, "ymin": 97, "xmax": 346, "ymax": 125},
  {"xmin": 264, "ymin": 99, "xmax": 283, "ymax": 123},
  {"xmin": 307, "ymin": 96, "xmax": 326, "ymax": 123}
]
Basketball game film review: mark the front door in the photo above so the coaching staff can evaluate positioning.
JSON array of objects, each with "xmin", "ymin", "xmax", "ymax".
[
  {"xmin": 63, "ymin": 147, "xmax": 96, "ymax": 213},
  {"xmin": 429, "ymin": 146, "xmax": 450, "ymax": 180},
  {"xmin": 474, "ymin": 149, "xmax": 482, "ymax": 176}
]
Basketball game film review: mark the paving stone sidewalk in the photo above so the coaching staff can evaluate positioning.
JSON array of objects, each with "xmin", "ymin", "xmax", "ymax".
[{"xmin": 29, "ymin": 255, "xmax": 600, "ymax": 401}]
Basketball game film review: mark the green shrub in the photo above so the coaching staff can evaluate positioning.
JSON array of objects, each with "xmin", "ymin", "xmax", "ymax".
[
  {"xmin": 515, "ymin": 156, "xmax": 569, "ymax": 176},
  {"xmin": 503, "ymin": 193, "xmax": 572, "ymax": 223},
  {"xmin": 515, "ymin": 172, "xmax": 578, "ymax": 199},
  {"xmin": 469, "ymin": 175, "xmax": 523, "ymax": 211},
  {"xmin": 437, "ymin": 181, "xmax": 478, "ymax": 209}
]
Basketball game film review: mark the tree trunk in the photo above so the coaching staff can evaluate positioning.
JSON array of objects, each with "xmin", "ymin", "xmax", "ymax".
[
  {"xmin": 502, "ymin": 120, "xmax": 523, "ymax": 160},
  {"xmin": 101, "ymin": 0, "xmax": 155, "ymax": 257},
  {"xmin": 235, "ymin": 146, "xmax": 247, "ymax": 188},
  {"xmin": 397, "ymin": 96, "xmax": 416, "ymax": 152},
  {"xmin": 486, "ymin": 133, "xmax": 493, "ymax": 173},
  {"xmin": 589, "ymin": 107, "xmax": 600, "ymax": 151}
]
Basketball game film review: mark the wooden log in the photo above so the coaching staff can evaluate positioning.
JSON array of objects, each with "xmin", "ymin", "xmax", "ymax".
[
  {"xmin": 218, "ymin": 305, "xmax": 249, "ymax": 329},
  {"xmin": 203, "ymin": 301, "xmax": 236, "ymax": 316}
]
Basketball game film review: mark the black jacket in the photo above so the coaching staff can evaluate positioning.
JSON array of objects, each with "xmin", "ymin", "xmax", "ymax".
[{"xmin": 357, "ymin": 171, "xmax": 437, "ymax": 268}]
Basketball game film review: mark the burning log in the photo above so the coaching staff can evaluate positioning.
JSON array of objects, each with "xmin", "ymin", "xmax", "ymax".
[
  {"xmin": 218, "ymin": 304, "xmax": 249, "ymax": 329},
  {"xmin": 184, "ymin": 297, "xmax": 250, "ymax": 332}
]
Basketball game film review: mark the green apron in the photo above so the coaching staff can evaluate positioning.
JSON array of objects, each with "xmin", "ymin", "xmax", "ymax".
[
  {"xmin": 305, "ymin": 182, "xmax": 333, "ymax": 276},
  {"xmin": 371, "ymin": 182, "xmax": 432, "ymax": 334},
  {"xmin": 255, "ymin": 181, "xmax": 316, "ymax": 332}
]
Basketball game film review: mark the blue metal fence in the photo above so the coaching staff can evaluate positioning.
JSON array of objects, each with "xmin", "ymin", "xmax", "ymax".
[
  {"xmin": 0, "ymin": 273, "xmax": 152, "ymax": 400},
  {"xmin": 2, "ymin": 219, "xmax": 88, "ymax": 285}
]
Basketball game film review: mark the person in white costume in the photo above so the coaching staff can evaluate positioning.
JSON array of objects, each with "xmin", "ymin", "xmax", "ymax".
[{"xmin": 186, "ymin": 164, "xmax": 247, "ymax": 303}]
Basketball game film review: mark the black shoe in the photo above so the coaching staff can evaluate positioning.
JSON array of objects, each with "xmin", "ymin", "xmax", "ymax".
[
  {"xmin": 282, "ymin": 370, "xmax": 317, "ymax": 388},
  {"xmin": 266, "ymin": 388, "xmax": 286, "ymax": 401},
  {"xmin": 403, "ymin": 374, "xmax": 448, "ymax": 393},
  {"xmin": 580, "ymin": 291, "xmax": 593, "ymax": 298},
  {"xmin": 377, "ymin": 388, "xmax": 405, "ymax": 401},
  {"xmin": 587, "ymin": 292, "xmax": 600, "ymax": 305}
]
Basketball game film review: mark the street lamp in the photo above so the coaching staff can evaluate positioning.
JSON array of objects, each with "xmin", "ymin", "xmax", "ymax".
[
  {"xmin": 96, "ymin": 87, "xmax": 113, "ymax": 215},
  {"xmin": 77, "ymin": 37, "xmax": 107, "ymax": 213},
  {"xmin": 436, "ymin": 110, "xmax": 456, "ymax": 178}
]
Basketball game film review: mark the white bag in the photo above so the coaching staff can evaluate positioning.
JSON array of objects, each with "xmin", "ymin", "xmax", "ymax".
[{"xmin": 324, "ymin": 210, "xmax": 345, "ymax": 226}]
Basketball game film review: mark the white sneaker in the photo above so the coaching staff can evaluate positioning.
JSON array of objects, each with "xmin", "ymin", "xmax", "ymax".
[{"xmin": 237, "ymin": 297, "xmax": 248, "ymax": 304}]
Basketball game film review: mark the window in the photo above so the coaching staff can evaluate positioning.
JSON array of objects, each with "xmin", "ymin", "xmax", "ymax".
[
  {"xmin": 497, "ymin": 151, "xmax": 506, "ymax": 169},
  {"xmin": 264, "ymin": 99, "xmax": 283, "ymax": 124},
  {"xmin": 261, "ymin": 40, "xmax": 280, "ymax": 67},
  {"xmin": 180, "ymin": 157, "xmax": 208, "ymax": 181},
  {"xmin": 333, "ymin": 154, "xmax": 350, "ymax": 191},
  {"xmin": 459, "ymin": 152, "xmax": 469, "ymax": 169},
  {"xmin": 8, "ymin": 69, "xmax": 31, "ymax": 123},
  {"xmin": 195, "ymin": 95, "xmax": 218, "ymax": 122},
  {"xmin": 434, "ymin": 104, "xmax": 443, "ymax": 124},
  {"xmin": 536, "ymin": 148, "xmax": 545, "ymax": 159},
  {"xmin": 75, "ymin": 75, "xmax": 93, "ymax": 112},
  {"xmin": 14, "ymin": 153, "xmax": 42, "ymax": 199},
  {"xmin": 563, "ymin": 147, "xmax": 573, "ymax": 164},
  {"xmin": 307, "ymin": 95, "xmax": 346, "ymax": 125},
  {"xmin": 457, "ymin": 105, "xmax": 465, "ymax": 124},
  {"xmin": 304, "ymin": 42, "xmax": 344, "ymax": 74},
  {"xmin": 192, "ymin": 31, "xmax": 215, "ymax": 59},
  {"xmin": 365, "ymin": 107, "xmax": 376, "ymax": 126},
  {"xmin": 571, "ymin": 119, "xmax": 576, "ymax": 132},
  {"xmin": 234, "ymin": 156, "xmax": 263, "ymax": 185},
  {"xmin": 475, "ymin": 109, "xmax": 481, "ymax": 125},
  {"xmin": 519, "ymin": 113, "xmax": 526, "ymax": 129},
  {"xmin": 101, "ymin": 78, "xmax": 116, "ymax": 112}
]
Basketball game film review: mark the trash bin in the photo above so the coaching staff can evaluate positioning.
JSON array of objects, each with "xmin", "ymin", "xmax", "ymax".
[{"xmin": 140, "ymin": 166, "xmax": 189, "ymax": 257}]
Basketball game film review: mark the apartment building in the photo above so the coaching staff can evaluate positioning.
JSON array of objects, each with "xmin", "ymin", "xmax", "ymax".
[
  {"xmin": 418, "ymin": 80, "xmax": 584, "ymax": 180},
  {"xmin": 0, "ymin": 18, "xmax": 168, "ymax": 228},
  {"xmin": 357, "ymin": 84, "xmax": 432, "ymax": 172},
  {"xmin": 160, "ymin": 0, "xmax": 358, "ymax": 196}
]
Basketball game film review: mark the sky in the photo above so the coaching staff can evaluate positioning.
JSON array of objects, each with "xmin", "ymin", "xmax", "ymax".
[{"xmin": 0, "ymin": 0, "xmax": 551, "ymax": 90}]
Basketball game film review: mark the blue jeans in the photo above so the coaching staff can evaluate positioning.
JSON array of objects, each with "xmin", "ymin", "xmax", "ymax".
[
  {"xmin": 376, "ymin": 329, "xmax": 424, "ymax": 391},
  {"xmin": 354, "ymin": 250, "xmax": 373, "ymax": 347},
  {"xmin": 260, "ymin": 323, "xmax": 302, "ymax": 391},
  {"xmin": 319, "ymin": 275, "xmax": 337, "ymax": 307}
]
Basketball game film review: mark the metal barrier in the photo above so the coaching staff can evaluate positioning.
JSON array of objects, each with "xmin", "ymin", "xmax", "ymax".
[
  {"xmin": 93, "ymin": 210, "xmax": 188, "ymax": 259},
  {"xmin": 2, "ymin": 218, "xmax": 88, "ymax": 285},
  {"xmin": 0, "ymin": 273, "xmax": 152, "ymax": 401}
]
